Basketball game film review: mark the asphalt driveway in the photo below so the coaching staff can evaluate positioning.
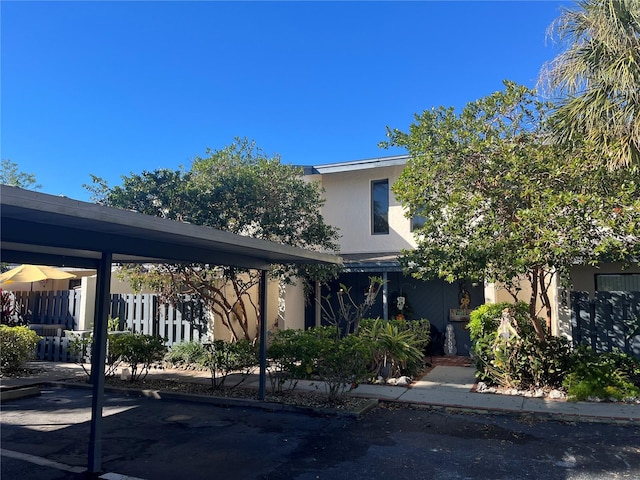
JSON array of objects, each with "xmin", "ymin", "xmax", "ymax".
[{"xmin": 2, "ymin": 386, "xmax": 639, "ymax": 480}]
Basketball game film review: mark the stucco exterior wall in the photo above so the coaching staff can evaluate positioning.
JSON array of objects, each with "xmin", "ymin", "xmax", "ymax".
[
  {"xmin": 485, "ymin": 275, "xmax": 561, "ymax": 336},
  {"xmin": 281, "ymin": 281, "xmax": 306, "ymax": 331},
  {"xmin": 310, "ymin": 165, "xmax": 416, "ymax": 254}
]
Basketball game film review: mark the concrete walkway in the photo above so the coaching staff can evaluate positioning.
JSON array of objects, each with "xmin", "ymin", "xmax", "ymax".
[{"xmin": 2, "ymin": 361, "xmax": 639, "ymax": 423}]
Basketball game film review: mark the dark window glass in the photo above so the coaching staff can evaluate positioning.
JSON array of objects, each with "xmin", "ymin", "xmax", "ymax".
[
  {"xmin": 595, "ymin": 274, "xmax": 640, "ymax": 291},
  {"xmin": 372, "ymin": 179, "xmax": 389, "ymax": 234}
]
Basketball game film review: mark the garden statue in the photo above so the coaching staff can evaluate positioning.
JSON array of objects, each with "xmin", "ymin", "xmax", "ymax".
[
  {"xmin": 396, "ymin": 296, "xmax": 405, "ymax": 312},
  {"xmin": 498, "ymin": 308, "xmax": 518, "ymax": 340},
  {"xmin": 459, "ymin": 290, "xmax": 470, "ymax": 310}
]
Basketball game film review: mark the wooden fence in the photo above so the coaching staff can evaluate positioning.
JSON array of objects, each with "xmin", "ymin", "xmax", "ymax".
[
  {"xmin": 5, "ymin": 290, "xmax": 209, "ymax": 361},
  {"xmin": 571, "ymin": 291, "xmax": 640, "ymax": 358},
  {"xmin": 10, "ymin": 290, "xmax": 81, "ymax": 329},
  {"xmin": 35, "ymin": 337, "xmax": 77, "ymax": 362},
  {"xmin": 108, "ymin": 293, "xmax": 208, "ymax": 343}
]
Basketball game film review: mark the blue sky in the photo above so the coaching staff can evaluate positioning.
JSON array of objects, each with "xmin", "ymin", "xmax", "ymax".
[{"xmin": 2, "ymin": 1, "xmax": 570, "ymax": 201}]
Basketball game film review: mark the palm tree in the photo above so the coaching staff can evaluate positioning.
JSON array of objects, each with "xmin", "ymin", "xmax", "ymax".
[{"xmin": 539, "ymin": 0, "xmax": 640, "ymax": 169}]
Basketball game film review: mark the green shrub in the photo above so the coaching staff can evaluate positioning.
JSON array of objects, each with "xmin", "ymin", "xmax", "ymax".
[
  {"xmin": 108, "ymin": 316, "xmax": 125, "ymax": 332},
  {"xmin": 468, "ymin": 302, "xmax": 533, "ymax": 342},
  {"xmin": 267, "ymin": 327, "xmax": 334, "ymax": 392},
  {"xmin": 469, "ymin": 302, "xmax": 572, "ymax": 389},
  {"xmin": 267, "ymin": 326, "xmax": 372, "ymax": 400},
  {"xmin": 68, "ymin": 332, "xmax": 166, "ymax": 380},
  {"xmin": 204, "ymin": 339, "xmax": 258, "ymax": 390},
  {"xmin": 564, "ymin": 348, "xmax": 640, "ymax": 401},
  {"xmin": 67, "ymin": 334, "xmax": 94, "ymax": 378},
  {"xmin": 110, "ymin": 333, "xmax": 167, "ymax": 381},
  {"xmin": 165, "ymin": 341, "xmax": 209, "ymax": 367},
  {"xmin": 359, "ymin": 318, "xmax": 426, "ymax": 379},
  {"xmin": 315, "ymin": 333, "xmax": 370, "ymax": 402},
  {"xmin": 401, "ymin": 319, "xmax": 431, "ymax": 353},
  {"xmin": 0, "ymin": 325, "xmax": 41, "ymax": 374}
]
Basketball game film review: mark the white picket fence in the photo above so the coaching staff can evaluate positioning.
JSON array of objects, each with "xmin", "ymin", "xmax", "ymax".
[
  {"xmin": 4, "ymin": 291, "xmax": 209, "ymax": 361},
  {"xmin": 109, "ymin": 293, "xmax": 208, "ymax": 344}
]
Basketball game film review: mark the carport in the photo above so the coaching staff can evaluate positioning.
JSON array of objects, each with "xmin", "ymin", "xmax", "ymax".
[{"xmin": 0, "ymin": 185, "xmax": 341, "ymax": 475}]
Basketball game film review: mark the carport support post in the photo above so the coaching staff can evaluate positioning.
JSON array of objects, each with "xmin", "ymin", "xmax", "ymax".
[
  {"xmin": 258, "ymin": 269, "xmax": 268, "ymax": 401},
  {"xmin": 88, "ymin": 252, "xmax": 112, "ymax": 474}
]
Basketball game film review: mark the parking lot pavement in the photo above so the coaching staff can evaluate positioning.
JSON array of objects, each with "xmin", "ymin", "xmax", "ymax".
[{"xmin": 2, "ymin": 386, "xmax": 640, "ymax": 480}]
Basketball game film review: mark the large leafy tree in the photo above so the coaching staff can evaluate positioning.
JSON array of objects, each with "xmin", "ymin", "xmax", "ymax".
[
  {"xmin": 95, "ymin": 138, "xmax": 340, "ymax": 341},
  {"xmin": 540, "ymin": 0, "xmax": 640, "ymax": 169},
  {"xmin": 383, "ymin": 81, "xmax": 640, "ymax": 340}
]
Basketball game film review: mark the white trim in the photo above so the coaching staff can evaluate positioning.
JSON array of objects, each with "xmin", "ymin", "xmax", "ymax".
[{"xmin": 309, "ymin": 155, "xmax": 409, "ymax": 174}]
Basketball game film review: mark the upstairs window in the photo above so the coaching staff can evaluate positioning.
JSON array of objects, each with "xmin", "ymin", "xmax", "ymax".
[{"xmin": 371, "ymin": 179, "xmax": 389, "ymax": 234}]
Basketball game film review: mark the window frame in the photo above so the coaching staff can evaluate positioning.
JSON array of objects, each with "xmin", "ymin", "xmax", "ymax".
[{"xmin": 371, "ymin": 178, "xmax": 389, "ymax": 235}]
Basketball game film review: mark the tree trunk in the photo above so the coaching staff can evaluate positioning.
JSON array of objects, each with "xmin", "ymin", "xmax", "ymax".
[
  {"xmin": 538, "ymin": 269, "xmax": 553, "ymax": 336},
  {"xmin": 528, "ymin": 268, "xmax": 546, "ymax": 342}
]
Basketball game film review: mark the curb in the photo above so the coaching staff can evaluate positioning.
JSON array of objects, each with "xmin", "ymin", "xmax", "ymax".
[
  {"xmin": 0, "ymin": 386, "xmax": 41, "ymax": 402},
  {"xmin": 379, "ymin": 399, "xmax": 640, "ymax": 425},
  {"xmin": 47, "ymin": 381, "xmax": 378, "ymax": 418}
]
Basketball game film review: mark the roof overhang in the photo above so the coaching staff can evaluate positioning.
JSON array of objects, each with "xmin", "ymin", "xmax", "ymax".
[
  {"xmin": 301, "ymin": 155, "xmax": 409, "ymax": 175},
  {"xmin": 0, "ymin": 186, "xmax": 342, "ymax": 270},
  {"xmin": 341, "ymin": 252, "xmax": 401, "ymax": 273}
]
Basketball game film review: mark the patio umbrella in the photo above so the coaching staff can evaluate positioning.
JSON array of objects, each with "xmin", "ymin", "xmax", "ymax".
[{"xmin": 0, "ymin": 264, "xmax": 76, "ymax": 288}]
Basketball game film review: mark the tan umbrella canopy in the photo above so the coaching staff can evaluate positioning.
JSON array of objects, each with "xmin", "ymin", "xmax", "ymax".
[{"xmin": 0, "ymin": 264, "xmax": 76, "ymax": 286}]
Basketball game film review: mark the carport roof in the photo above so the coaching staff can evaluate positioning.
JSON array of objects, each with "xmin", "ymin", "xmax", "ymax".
[{"xmin": 0, "ymin": 186, "xmax": 342, "ymax": 270}]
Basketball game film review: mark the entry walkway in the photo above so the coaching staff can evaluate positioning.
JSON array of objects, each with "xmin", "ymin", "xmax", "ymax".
[{"xmin": 1, "ymin": 360, "xmax": 639, "ymax": 423}]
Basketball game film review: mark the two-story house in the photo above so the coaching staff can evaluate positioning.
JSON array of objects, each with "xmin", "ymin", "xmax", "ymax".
[
  {"xmin": 296, "ymin": 155, "xmax": 484, "ymax": 356},
  {"xmin": 289, "ymin": 155, "xmax": 640, "ymax": 357}
]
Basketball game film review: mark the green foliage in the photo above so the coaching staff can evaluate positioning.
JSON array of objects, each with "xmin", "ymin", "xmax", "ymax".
[
  {"xmin": 469, "ymin": 302, "xmax": 572, "ymax": 389},
  {"xmin": 108, "ymin": 316, "xmax": 124, "ymax": 332},
  {"xmin": 267, "ymin": 326, "xmax": 372, "ymax": 401},
  {"xmin": 468, "ymin": 302, "xmax": 532, "ymax": 342},
  {"xmin": 67, "ymin": 334, "xmax": 94, "ymax": 377},
  {"xmin": 315, "ymin": 333, "xmax": 370, "ymax": 402},
  {"xmin": 68, "ymin": 332, "xmax": 166, "ymax": 380},
  {"xmin": 492, "ymin": 335, "xmax": 572, "ymax": 389},
  {"xmin": 541, "ymin": 0, "xmax": 640, "ymax": 168},
  {"xmin": 268, "ymin": 319, "xmax": 427, "ymax": 399},
  {"xmin": 0, "ymin": 325, "xmax": 41, "ymax": 374},
  {"xmin": 359, "ymin": 318, "xmax": 427, "ymax": 378},
  {"xmin": 109, "ymin": 333, "xmax": 167, "ymax": 381},
  {"xmin": 99, "ymin": 138, "xmax": 341, "ymax": 341},
  {"xmin": 564, "ymin": 347, "xmax": 640, "ymax": 402},
  {"xmin": 267, "ymin": 327, "xmax": 335, "ymax": 392},
  {"xmin": 384, "ymin": 81, "xmax": 640, "ymax": 337},
  {"xmin": 1, "ymin": 159, "xmax": 41, "ymax": 190},
  {"xmin": 399, "ymin": 319, "xmax": 431, "ymax": 352},
  {"xmin": 165, "ymin": 341, "xmax": 209, "ymax": 367},
  {"xmin": 203, "ymin": 339, "xmax": 258, "ymax": 390}
]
